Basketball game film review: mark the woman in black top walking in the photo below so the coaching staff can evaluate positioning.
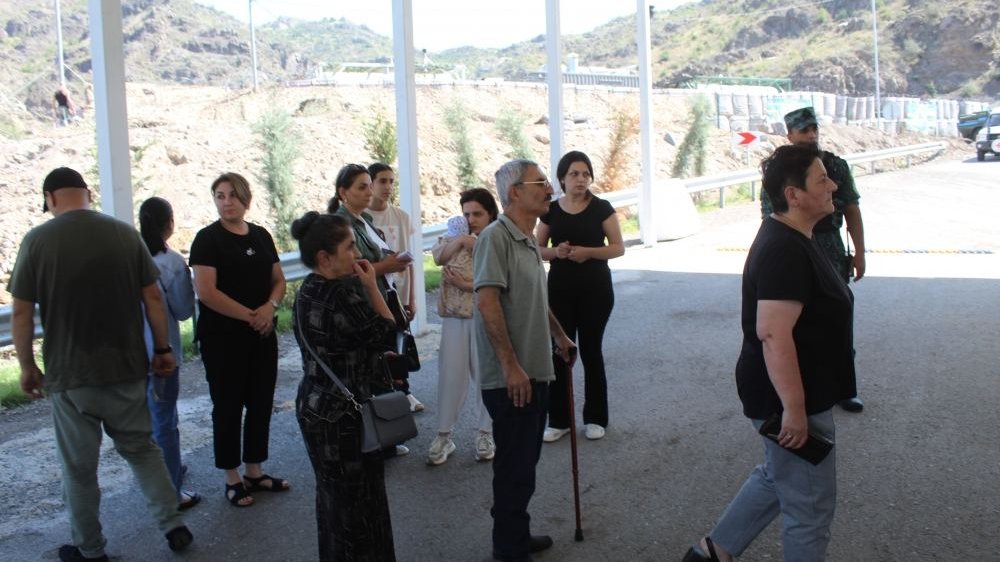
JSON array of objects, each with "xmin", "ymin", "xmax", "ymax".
[
  {"xmin": 189, "ymin": 172, "xmax": 290, "ymax": 507},
  {"xmin": 682, "ymin": 144, "xmax": 855, "ymax": 562},
  {"xmin": 536, "ymin": 151, "xmax": 624, "ymax": 442}
]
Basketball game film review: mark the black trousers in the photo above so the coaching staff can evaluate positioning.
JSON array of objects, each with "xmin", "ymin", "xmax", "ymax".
[
  {"xmin": 547, "ymin": 277, "xmax": 614, "ymax": 429},
  {"xmin": 297, "ymin": 379, "xmax": 396, "ymax": 562},
  {"xmin": 482, "ymin": 382, "xmax": 549, "ymax": 560},
  {"xmin": 200, "ymin": 330, "xmax": 278, "ymax": 470}
]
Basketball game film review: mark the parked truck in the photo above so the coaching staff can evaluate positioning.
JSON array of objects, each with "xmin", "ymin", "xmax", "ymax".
[
  {"xmin": 958, "ymin": 110, "xmax": 989, "ymax": 141},
  {"xmin": 975, "ymin": 110, "xmax": 1000, "ymax": 161}
]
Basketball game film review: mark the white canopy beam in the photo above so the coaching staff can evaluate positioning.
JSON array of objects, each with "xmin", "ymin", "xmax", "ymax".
[
  {"xmin": 636, "ymin": 0, "xmax": 656, "ymax": 246},
  {"xmin": 392, "ymin": 0, "xmax": 426, "ymax": 334},
  {"xmin": 545, "ymin": 0, "xmax": 564, "ymax": 183},
  {"xmin": 88, "ymin": 0, "xmax": 133, "ymax": 222}
]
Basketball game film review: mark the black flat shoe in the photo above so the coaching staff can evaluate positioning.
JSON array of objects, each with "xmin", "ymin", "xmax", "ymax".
[
  {"xmin": 528, "ymin": 535, "xmax": 553, "ymax": 553},
  {"xmin": 57, "ymin": 545, "xmax": 109, "ymax": 562},
  {"xmin": 165, "ymin": 525, "xmax": 193, "ymax": 552},
  {"xmin": 839, "ymin": 397, "xmax": 864, "ymax": 413},
  {"xmin": 682, "ymin": 536, "xmax": 720, "ymax": 562}
]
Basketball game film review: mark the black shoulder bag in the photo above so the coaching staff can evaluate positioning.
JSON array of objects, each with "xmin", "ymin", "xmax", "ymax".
[{"xmin": 293, "ymin": 300, "xmax": 417, "ymax": 454}]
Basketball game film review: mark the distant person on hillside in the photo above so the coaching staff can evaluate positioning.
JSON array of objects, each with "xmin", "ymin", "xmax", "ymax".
[
  {"xmin": 761, "ymin": 107, "xmax": 866, "ymax": 413},
  {"xmin": 138, "ymin": 197, "xmax": 200, "ymax": 512},
  {"xmin": 10, "ymin": 167, "xmax": 192, "ymax": 561},
  {"xmin": 53, "ymin": 87, "xmax": 76, "ymax": 126}
]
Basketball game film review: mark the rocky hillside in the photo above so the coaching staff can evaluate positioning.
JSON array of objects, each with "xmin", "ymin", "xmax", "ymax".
[
  {"xmin": 0, "ymin": 81, "xmax": 968, "ymax": 305},
  {"xmin": 2, "ymin": 0, "xmax": 999, "ymax": 121}
]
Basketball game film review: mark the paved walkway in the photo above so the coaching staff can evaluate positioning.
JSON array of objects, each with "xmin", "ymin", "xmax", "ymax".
[{"xmin": 1, "ymin": 157, "xmax": 998, "ymax": 561}]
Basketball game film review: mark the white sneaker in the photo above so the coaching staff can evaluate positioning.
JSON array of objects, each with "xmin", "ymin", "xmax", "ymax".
[
  {"xmin": 543, "ymin": 427, "xmax": 570, "ymax": 443},
  {"xmin": 475, "ymin": 431, "xmax": 496, "ymax": 461},
  {"xmin": 394, "ymin": 444, "xmax": 410, "ymax": 456},
  {"xmin": 407, "ymin": 394, "xmax": 425, "ymax": 412},
  {"xmin": 427, "ymin": 435, "xmax": 456, "ymax": 466},
  {"xmin": 584, "ymin": 424, "xmax": 605, "ymax": 440}
]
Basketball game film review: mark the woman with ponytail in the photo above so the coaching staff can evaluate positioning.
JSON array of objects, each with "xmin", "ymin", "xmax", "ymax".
[{"xmin": 138, "ymin": 196, "xmax": 200, "ymax": 511}]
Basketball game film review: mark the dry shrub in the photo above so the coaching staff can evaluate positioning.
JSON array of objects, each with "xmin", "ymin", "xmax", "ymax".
[{"xmin": 596, "ymin": 108, "xmax": 639, "ymax": 193}]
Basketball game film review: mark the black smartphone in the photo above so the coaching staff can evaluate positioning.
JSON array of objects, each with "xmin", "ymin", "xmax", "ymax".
[{"xmin": 758, "ymin": 414, "xmax": 834, "ymax": 466}]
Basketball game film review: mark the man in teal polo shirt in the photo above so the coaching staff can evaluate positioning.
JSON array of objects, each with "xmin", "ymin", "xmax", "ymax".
[{"xmin": 474, "ymin": 159, "xmax": 576, "ymax": 562}]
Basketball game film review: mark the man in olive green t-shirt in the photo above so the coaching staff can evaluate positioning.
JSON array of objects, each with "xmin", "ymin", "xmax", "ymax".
[{"xmin": 9, "ymin": 167, "xmax": 192, "ymax": 561}]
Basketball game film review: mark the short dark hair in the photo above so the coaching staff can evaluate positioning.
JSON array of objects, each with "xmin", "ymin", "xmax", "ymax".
[
  {"xmin": 761, "ymin": 144, "xmax": 822, "ymax": 213},
  {"xmin": 459, "ymin": 188, "xmax": 500, "ymax": 223},
  {"xmin": 138, "ymin": 197, "xmax": 172, "ymax": 255},
  {"xmin": 327, "ymin": 164, "xmax": 371, "ymax": 213},
  {"xmin": 555, "ymin": 150, "xmax": 594, "ymax": 191},
  {"xmin": 290, "ymin": 211, "xmax": 353, "ymax": 268},
  {"xmin": 368, "ymin": 162, "xmax": 393, "ymax": 179}
]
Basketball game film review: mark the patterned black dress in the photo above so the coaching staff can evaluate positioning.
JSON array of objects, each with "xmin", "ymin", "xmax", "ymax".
[{"xmin": 293, "ymin": 272, "xmax": 397, "ymax": 562}]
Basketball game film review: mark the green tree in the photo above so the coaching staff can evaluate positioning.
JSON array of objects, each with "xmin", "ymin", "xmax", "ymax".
[
  {"xmin": 495, "ymin": 107, "xmax": 534, "ymax": 160},
  {"xmin": 363, "ymin": 110, "xmax": 398, "ymax": 166},
  {"xmin": 444, "ymin": 98, "xmax": 479, "ymax": 188},
  {"xmin": 253, "ymin": 108, "xmax": 301, "ymax": 252},
  {"xmin": 672, "ymin": 95, "xmax": 711, "ymax": 179}
]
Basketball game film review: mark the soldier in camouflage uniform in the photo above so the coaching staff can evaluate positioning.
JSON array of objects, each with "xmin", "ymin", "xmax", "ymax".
[{"xmin": 761, "ymin": 107, "xmax": 867, "ymax": 413}]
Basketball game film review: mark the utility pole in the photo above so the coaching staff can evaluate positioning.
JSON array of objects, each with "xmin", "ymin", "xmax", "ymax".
[
  {"xmin": 249, "ymin": 0, "xmax": 259, "ymax": 90},
  {"xmin": 55, "ymin": 0, "xmax": 66, "ymax": 89},
  {"xmin": 871, "ymin": 0, "xmax": 881, "ymax": 128}
]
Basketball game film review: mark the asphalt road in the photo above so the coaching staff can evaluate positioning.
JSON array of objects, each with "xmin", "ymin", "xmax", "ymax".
[{"xmin": 1, "ymin": 156, "xmax": 998, "ymax": 562}]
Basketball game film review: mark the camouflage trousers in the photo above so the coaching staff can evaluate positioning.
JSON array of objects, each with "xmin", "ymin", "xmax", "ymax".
[
  {"xmin": 297, "ymin": 380, "xmax": 396, "ymax": 562},
  {"xmin": 815, "ymin": 229, "xmax": 850, "ymax": 283}
]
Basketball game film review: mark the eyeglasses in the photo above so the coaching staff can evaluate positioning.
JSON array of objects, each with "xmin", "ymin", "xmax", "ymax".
[{"xmin": 515, "ymin": 179, "xmax": 551, "ymax": 188}]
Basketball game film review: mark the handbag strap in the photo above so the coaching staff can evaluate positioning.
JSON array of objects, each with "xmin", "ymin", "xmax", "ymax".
[{"xmin": 293, "ymin": 296, "xmax": 363, "ymax": 412}]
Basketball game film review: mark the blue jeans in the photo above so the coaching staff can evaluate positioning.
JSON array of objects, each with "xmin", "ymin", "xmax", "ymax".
[
  {"xmin": 710, "ymin": 409, "xmax": 837, "ymax": 562},
  {"xmin": 482, "ymin": 382, "xmax": 549, "ymax": 561},
  {"xmin": 147, "ymin": 369, "xmax": 182, "ymax": 501}
]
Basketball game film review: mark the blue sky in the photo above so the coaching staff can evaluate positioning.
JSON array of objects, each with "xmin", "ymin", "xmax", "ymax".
[{"xmin": 195, "ymin": 0, "xmax": 693, "ymax": 51}]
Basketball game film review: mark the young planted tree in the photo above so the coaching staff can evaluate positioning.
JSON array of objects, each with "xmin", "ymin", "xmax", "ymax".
[
  {"xmin": 596, "ymin": 108, "xmax": 639, "ymax": 193},
  {"xmin": 364, "ymin": 110, "xmax": 398, "ymax": 166},
  {"xmin": 253, "ymin": 107, "xmax": 301, "ymax": 252},
  {"xmin": 444, "ymin": 97, "xmax": 479, "ymax": 188},
  {"xmin": 495, "ymin": 107, "xmax": 534, "ymax": 160},
  {"xmin": 671, "ymin": 95, "xmax": 711, "ymax": 179}
]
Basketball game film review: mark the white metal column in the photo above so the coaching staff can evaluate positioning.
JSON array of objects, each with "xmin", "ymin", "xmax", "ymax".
[
  {"xmin": 392, "ymin": 0, "xmax": 426, "ymax": 334},
  {"xmin": 545, "ymin": 0, "xmax": 564, "ymax": 183},
  {"xmin": 55, "ymin": 0, "xmax": 66, "ymax": 89},
  {"xmin": 636, "ymin": 0, "xmax": 656, "ymax": 246},
  {"xmin": 88, "ymin": 0, "xmax": 133, "ymax": 222}
]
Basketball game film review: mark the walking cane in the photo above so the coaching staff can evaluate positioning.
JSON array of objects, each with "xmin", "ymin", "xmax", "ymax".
[{"xmin": 559, "ymin": 346, "xmax": 584, "ymax": 541}]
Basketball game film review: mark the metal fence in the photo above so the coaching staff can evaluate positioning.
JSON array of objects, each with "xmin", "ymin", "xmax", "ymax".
[{"xmin": 0, "ymin": 141, "xmax": 947, "ymax": 347}]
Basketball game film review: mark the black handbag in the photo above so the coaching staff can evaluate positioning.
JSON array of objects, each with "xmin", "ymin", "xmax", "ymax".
[
  {"xmin": 386, "ymin": 285, "xmax": 421, "ymax": 372},
  {"xmin": 294, "ymin": 304, "xmax": 417, "ymax": 454}
]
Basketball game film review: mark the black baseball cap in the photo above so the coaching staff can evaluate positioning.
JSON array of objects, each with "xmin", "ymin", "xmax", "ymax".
[{"xmin": 42, "ymin": 167, "xmax": 87, "ymax": 212}]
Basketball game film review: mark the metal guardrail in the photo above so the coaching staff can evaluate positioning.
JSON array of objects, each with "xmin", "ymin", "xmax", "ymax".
[{"xmin": 0, "ymin": 141, "xmax": 948, "ymax": 347}]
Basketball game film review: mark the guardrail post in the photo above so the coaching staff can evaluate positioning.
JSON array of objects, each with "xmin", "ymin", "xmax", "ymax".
[
  {"xmin": 751, "ymin": 181, "xmax": 757, "ymax": 202},
  {"xmin": 719, "ymin": 186, "xmax": 725, "ymax": 208},
  {"xmin": 906, "ymin": 155, "xmax": 911, "ymax": 168}
]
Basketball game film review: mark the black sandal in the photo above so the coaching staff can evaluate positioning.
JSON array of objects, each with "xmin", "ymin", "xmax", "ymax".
[
  {"xmin": 224, "ymin": 482, "xmax": 254, "ymax": 507},
  {"xmin": 243, "ymin": 473, "xmax": 290, "ymax": 493},
  {"xmin": 682, "ymin": 536, "xmax": 721, "ymax": 562}
]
